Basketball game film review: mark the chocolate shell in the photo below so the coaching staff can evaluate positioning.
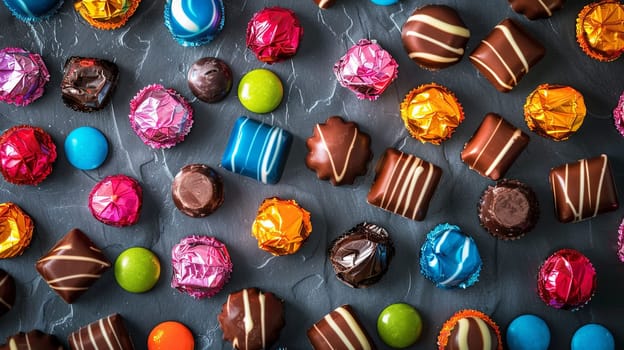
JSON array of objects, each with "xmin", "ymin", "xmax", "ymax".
[{"xmin": 171, "ymin": 164, "xmax": 224, "ymax": 217}]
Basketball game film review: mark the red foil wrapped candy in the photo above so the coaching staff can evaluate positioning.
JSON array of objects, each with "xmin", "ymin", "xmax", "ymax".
[
  {"xmin": 0, "ymin": 47, "xmax": 50, "ymax": 106},
  {"xmin": 0, "ymin": 125, "xmax": 57, "ymax": 185},
  {"xmin": 334, "ymin": 39, "xmax": 399, "ymax": 101},
  {"xmin": 246, "ymin": 7, "xmax": 303, "ymax": 64},
  {"xmin": 88, "ymin": 174, "xmax": 143, "ymax": 227},
  {"xmin": 537, "ymin": 248, "xmax": 596, "ymax": 310}
]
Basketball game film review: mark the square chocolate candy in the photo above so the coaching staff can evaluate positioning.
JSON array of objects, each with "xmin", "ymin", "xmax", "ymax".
[
  {"xmin": 470, "ymin": 18, "xmax": 545, "ymax": 92},
  {"xmin": 367, "ymin": 148, "xmax": 442, "ymax": 221},
  {"xmin": 307, "ymin": 304, "xmax": 375, "ymax": 350},
  {"xmin": 68, "ymin": 314, "xmax": 135, "ymax": 350},
  {"xmin": 549, "ymin": 154, "xmax": 619, "ymax": 223},
  {"xmin": 461, "ymin": 113, "xmax": 529, "ymax": 180},
  {"xmin": 61, "ymin": 56, "xmax": 119, "ymax": 112}
]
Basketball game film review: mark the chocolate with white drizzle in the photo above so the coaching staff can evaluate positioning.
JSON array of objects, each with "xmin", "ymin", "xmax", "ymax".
[
  {"xmin": 307, "ymin": 304, "xmax": 376, "ymax": 350},
  {"xmin": 0, "ymin": 330, "xmax": 63, "ymax": 350},
  {"xmin": 68, "ymin": 314, "xmax": 134, "ymax": 350}
]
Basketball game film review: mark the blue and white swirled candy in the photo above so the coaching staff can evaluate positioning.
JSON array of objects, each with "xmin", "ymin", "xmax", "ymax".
[
  {"xmin": 221, "ymin": 116, "xmax": 293, "ymax": 185},
  {"xmin": 419, "ymin": 223, "xmax": 482, "ymax": 289},
  {"xmin": 2, "ymin": 0, "xmax": 63, "ymax": 22},
  {"xmin": 164, "ymin": 0, "xmax": 225, "ymax": 47}
]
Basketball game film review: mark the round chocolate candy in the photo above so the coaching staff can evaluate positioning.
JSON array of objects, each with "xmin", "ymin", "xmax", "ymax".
[
  {"xmin": 438, "ymin": 309, "xmax": 502, "ymax": 350},
  {"xmin": 64, "ymin": 126, "xmax": 109, "ymax": 170},
  {"xmin": 74, "ymin": 0, "xmax": 141, "ymax": 30},
  {"xmin": 613, "ymin": 90, "xmax": 624, "ymax": 137},
  {"xmin": 524, "ymin": 84, "xmax": 586, "ymax": 141},
  {"xmin": 0, "ymin": 269, "xmax": 16, "ymax": 316},
  {"xmin": 576, "ymin": 0, "xmax": 624, "ymax": 61},
  {"xmin": 171, "ymin": 164, "xmax": 224, "ymax": 218},
  {"xmin": 114, "ymin": 247, "xmax": 161, "ymax": 293},
  {"xmin": 0, "ymin": 125, "xmax": 57, "ymax": 185},
  {"xmin": 238, "ymin": 69, "xmax": 283, "ymax": 114},
  {"xmin": 401, "ymin": 5, "xmax": 470, "ymax": 70},
  {"xmin": 377, "ymin": 303, "xmax": 423, "ymax": 348},
  {"xmin": 88, "ymin": 174, "xmax": 142, "ymax": 227},
  {"xmin": 148, "ymin": 321, "xmax": 194, "ymax": 350},
  {"xmin": 187, "ymin": 57, "xmax": 232, "ymax": 103},
  {"xmin": 246, "ymin": 7, "xmax": 303, "ymax": 64},
  {"xmin": 61, "ymin": 56, "xmax": 119, "ymax": 112},
  {"xmin": 571, "ymin": 324, "xmax": 614, "ymax": 350},
  {"xmin": 478, "ymin": 179, "xmax": 539, "ymax": 240},
  {"xmin": 164, "ymin": 0, "xmax": 225, "ymax": 46},
  {"xmin": 0, "ymin": 47, "xmax": 49, "ymax": 106},
  {"xmin": 2, "ymin": 0, "xmax": 63, "ymax": 22},
  {"xmin": 506, "ymin": 314, "xmax": 550, "ymax": 350}
]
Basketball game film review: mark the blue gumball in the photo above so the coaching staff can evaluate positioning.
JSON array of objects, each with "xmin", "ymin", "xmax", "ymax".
[
  {"xmin": 506, "ymin": 314, "xmax": 550, "ymax": 350},
  {"xmin": 571, "ymin": 324, "xmax": 614, "ymax": 350},
  {"xmin": 370, "ymin": 0, "xmax": 399, "ymax": 5},
  {"xmin": 64, "ymin": 126, "xmax": 109, "ymax": 170}
]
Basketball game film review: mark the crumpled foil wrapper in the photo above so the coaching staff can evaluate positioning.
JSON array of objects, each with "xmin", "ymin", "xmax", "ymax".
[
  {"xmin": 0, "ymin": 47, "xmax": 50, "ymax": 106},
  {"xmin": 437, "ymin": 309, "xmax": 502, "ymax": 350},
  {"xmin": 74, "ymin": 0, "xmax": 141, "ymax": 30},
  {"xmin": 613, "ymin": 90, "xmax": 624, "ymax": 137},
  {"xmin": 333, "ymin": 39, "xmax": 399, "ymax": 101},
  {"xmin": 400, "ymin": 83, "xmax": 464, "ymax": 145},
  {"xmin": 524, "ymin": 84, "xmax": 586, "ymax": 141},
  {"xmin": 171, "ymin": 235, "xmax": 233, "ymax": 299},
  {"xmin": 246, "ymin": 7, "xmax": 303, "ymax": 64},
  {"xmin": 537, "ymin": 248, "xmax": 596, "ymax": 310},
  {"xmin": 576, "ymin": 0, "xmax": 624, "ymax": 61},
  {"xmin": 129, "ymin": 84, "xmax": 194, "ymax": 149},
  {"xmin": 617, "ymin": 218, "xmax": 624, "ymax": 263},
  {"xmin": 251, "ymin": 198, "xmax": 312, "ymax": 256},
  {"xmin": 88, "ymin": 174, "xmax": 143, "ymax": 227},
  {"xmin": 0, "ymin": 125, "xmax": 57, "ymax": 185},
  {"xmin": 0, "ymin": 202, "xmax": 34, "ymax": 259}
]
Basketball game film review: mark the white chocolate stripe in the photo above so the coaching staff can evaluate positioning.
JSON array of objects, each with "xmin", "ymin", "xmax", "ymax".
[
  {"xmin": 412, "ymin": 163, "xmax": 437, "ymax": 220},
  {"xmin": 38, "ymin": 255, "xmax": 110, "ymax": 266},
  {"xmin": 243, "ymin": 289, "xmax": 253, "ymax": 350},
  {"xmin": 108, "ymin": 316, "xmax": 123, "ymax": 349},
  {"xmin": 88, "ymin": 325, "xmax": 100, "ymax": 350},
  {"xmin": 495, "ymin": 24, "xmax": 529, "ymax": 72},
  {"xmin": 406, "ymin": 31, "xmax": 465, "ymax": 55},
  {"xmin": 593, "ymin": 155, "xmax": 608, "ymax": 217},
  {"xmin": 562, "ymin": 163, "xmax": 581, "ymax": 221},
  {"xmin": 317, "ymin": 124, "xmax": 359, "ymax": 183},
  {"xmin": 25, "ymin": 333, "xmax": 32, "ymax": 350},
  {"xmin": 98, "ymin": 319, "xmax": 115, "ymax": 350},
  {"xmin": 259, "ymin": 291, "xmax": 266, "ymax": 348},
  {"xmin": 457, "ymin": 318, "xmax": 470, "ymax": 349},
  {"xmin": 484, "ymin": 128, "xmax": 523, "ymax": 176},
  {"xmin": 47, "ymin": 274, "xmax": 102, "ymax": 284},
  {"xmin": 312, "ymin": 325, "xmax": 335, "ymax": 349},
  {"xmin": 471, "ymin": 117, "xmax": 503, "ymax": 168},
  {"xmin": 52, "ymin": 286, "xmax": 89, "ymax": 291},
  {"xmin": 259, "ymin": 127, "xmax": 283, "ymax": 183},
  {"xmin": 409, "ymin": 52, "xmax": 459, "ymax": 63},
  {"xmin": 538, "ymin": 0, "xmax": 553, "ymax": 16},
  {"xmin": 323, "ymin": 313, "xmax": 354, "ymax": 348},
  {"xmin": 335, "ymin": 307, "xmax": 371, "ymax": 350},
  {"xmin": 395, "ymin": 158, "xmax": 423, "ymax": 217},
  {"xmin": 407, "ymin": 14, "xmax": 470, "ymax": 37},
  {"xmin": 475, "ymin": 317, "xmax": 492, "ymax": 350},
  {"xmin": 380, "ymin": 153, "xmax": 405, "ymax": 208},
  {"xmin": 482, "ymin": 40, "xmax": 517, "ymax": 85},
  {"xmin": 470, "ymin": 56, "xmax": 514, "ymax": 91}
]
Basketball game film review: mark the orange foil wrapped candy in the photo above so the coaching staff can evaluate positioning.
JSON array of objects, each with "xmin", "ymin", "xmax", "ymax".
[
  {"xmin": 576, "ymin": 0, "xmax": 624, "ymax": 61},
  {"xmin": 0, "ymin": 202, "xmax": 34, "ymax": 259},
  {"xmin": 524, "ymin": 84, "xmax": 586, "ymax": 141},
  {"xmin": 74, "ymin": 0, "xmax": 141, "ymax": 30},
  {"xmin": 400, "ymin": 83, "xmax": 464, "ymax": 145},
  {"xmin": 251, "ymin": 198, "xmax": 312, "ymax": 256}
]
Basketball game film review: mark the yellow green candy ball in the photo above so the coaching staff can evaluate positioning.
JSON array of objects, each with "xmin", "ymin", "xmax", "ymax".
[
  {"xmin": 114, "ymin": 247, "xmax": 161, "ymax": 293},
  {"xmin": 377, "ymin": 303, "xmax": 423, "ymax": 348},
  {"xmin": 238, "ymin": 69, "xmax": 283, "ymax": 114}
]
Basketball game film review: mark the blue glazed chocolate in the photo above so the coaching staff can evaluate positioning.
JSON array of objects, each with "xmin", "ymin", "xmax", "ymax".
[
  {"xmin": 221, "ymin": 116, "xmax": 292, "ymax": 184},
  {"xmin": 2, "ymin": 0, "xmax": 63, "ymax": 22},
  {"xmin": 420, "ymin": 223, "xmax": 482, "ymax": 289},
  {"xmin": 507, "ymin": 314, "xmax": 550, "ymax": 350},
  {"xmin": 571, "ymin": 324, "xmax": 614, "ymax": 350},
  {"xmin": 64, "ymin": 126, "xmax": 109, "ymax": 170},
  {"xmin": 164, "ymin": 0, "xmax": 225, "ymax": 47},
  {"xmin": 370, "ymin": 0, "xmax": 398, "ymax": 5}
]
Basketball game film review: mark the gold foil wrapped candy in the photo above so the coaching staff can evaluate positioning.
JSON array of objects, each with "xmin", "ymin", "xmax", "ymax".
[
  {"xmin": 0, "ymin": 202, "xmax": 34, "ymax": 259},
  {"xmin": 251, "ymin": 198, "xmax": 312, "ymax": 256},
  {"xmin": 576, "ymin": 0, "xmax": 624, "ymax": 61},
  {"xmin": 400, "ymin": 83, "xmax": 464, "ymax": 145},
  {"xmin": 524, "ymin": 84, "xmax": 586, "ymax": 141},
  {"xmin": 74, "ymin": 0, "xmax": 141, "ymax": 30}
]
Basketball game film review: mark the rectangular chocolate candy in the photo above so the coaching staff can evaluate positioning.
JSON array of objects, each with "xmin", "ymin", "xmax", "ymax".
[
  {"xmin": 69, "ymin": 314, "xmax": 135, "ymax": 350},
  {"xmin": 549, "ymin": 154, "xmax": 619, "ymax": 223},
  {"xmin": 307, "ymin": 304, "xmax": 376, "ymax": 350},
  {"xmin": 367, "ymin": 148, "xmax": 442, "ymax": 221}
]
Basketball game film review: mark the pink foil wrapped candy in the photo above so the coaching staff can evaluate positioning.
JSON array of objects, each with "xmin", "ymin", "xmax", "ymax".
[
  {"xmin": 246, "ymin": 7, "xmax": 303, "ymax": 64},
  {"xmin": 0, "ymin": 47, "xmax": 50, "ymax": 106},
  {"xmin": 0, "ymin": 125, "xmax": 57, "ymax": 185},
  {"xmin": 614, "ymin": 91, "xmax": 624, "ymax": 137},
  {"xmin": 129, "ymin": 84, "xmax": 193, "ymax": 149},
  {"xmin": 333, "ymin": 39, "xmax": 399, "ymax": 101},
  {"xmin": 88, "ymin": 174, "xmax": 142, "ymax": 227},
  {"xmin": 618, "ymin": 218, "xmax": 624, "ymax": 263},
  {"xmin": 171, "ymin": 235, "xmax": 232, "ymax": 299}
]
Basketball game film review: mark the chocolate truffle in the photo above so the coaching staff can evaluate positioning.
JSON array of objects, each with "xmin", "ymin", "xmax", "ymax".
[
  {"xmin": 524, "ymin": 84, "xmax": 586, "ymax": 141},
  {"xmin": 74, "ymin": 0, "xmax": 141, "ymax": 30},
  {"xmin": 313, "ymin": 0, "xmax": 336, "ymax": 9},
  {"xmin": 508, "ymin": 0, "xmax": 565, "ymax": 20},
  {"xmin": 461, "ymin": 113, "xmax": 529, "ymax": 180},
  {"xmin": 171, "ymin": 164, "xmax": 224, "ymax": 217},
  {"xmin": 0, "ymin": 202, "xmax": 34, "ymax": 259},
  {"xmin": 438, "ymin": 309, "xmax": 502, "ymax": 350},
  {"xmin": 576, "ymin": 0, "xmax": 624, "ymax": 61},
  {"xmin": 187, "ymin": 57, "xmax": 232, "ymax": 103},
  {"xmin": 246, "ymin": 7, "xmax": 303, "ymax": 64},
  {"xmin": 218, "ymin": 288, "xmax": 285, "ymax": 350},
  {"xmin": 549, "ymin": 154, "xmax": 618, "ymax": 223},
  {"xmin": 401, "ymin": 5, "xmax": 470, "ymax": 70},
  {"xmin": 0, "ymin": 125, "xmax": 57, "ymax": 185},
  {"xmin": 89, "ymin": 174, "xmax": 143, "ymax": 227},
  {"xmin": 68, "ymin": 314, "xmax": 135, "ymax": 350},
  {"xmin": 470, "ymin": 19, "xmax": 545, "ymax": 92},
  {"xmin": 367, "ymin": 148, "xmax": 442, "ymax": 221},
  {"xmin": 478, "ymin": 179, "xmax": 539, "ymax": 240},
  {"xmin": 35, "ymin": 228, "xmax": 111, "ymax": 304},
  {"xmin": 306, "ymin": 116, "xmax": 372, "ymax": 186},
  {"xmin": 61, "ymin": 56, "xmax": 119, "ymax": 112},
  {"xmin": 329, "ymin": 222, "xmax": 395, "ymax": 288},
  {"xmin": 0, "ymin": 269, "xmax": 15, "ymax": 317},
  {"xmin": 251, "ymin": 198, "xmax": 312, "ymax": 256},
  {"xmin": 0, "ymin": 47, "xmax": 50, "ymax": 106},
  {"xmin": 0, "ymin": 330, "xmax": 63, "ymax": 350},
  {"xmin": 307, "ymin": 304, "xmax": 375, "ymax": 350},
  {"xmin": 164, "ymin": 0, "xmax": 225, "ymax": 46}
]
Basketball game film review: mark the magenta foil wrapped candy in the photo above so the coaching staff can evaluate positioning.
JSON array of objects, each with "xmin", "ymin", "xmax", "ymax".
[
  {"xmin": 618, "ymin": 218, "xmax": 624, "ymax": 263},
  {"xmin": 171, "ymin": 235, "xmax": 233, "ymax": 299},
  {"xmin": 88, "ymin": 174, "xmax": 143, "ymax": 227},
  {"xmin": 614, "ymin": 91, "xmax": 624, "ymax": 137},
  {"xmin": 333, "ymin": 39, "xmax": 398, "ymax": 101},
  {"xmin": 0, "ymin": 47, "xmax": 50, "ymax": 106},
  {"xmin": 129, "ymin": 84, "xmax": 194, "ymax": 149}
]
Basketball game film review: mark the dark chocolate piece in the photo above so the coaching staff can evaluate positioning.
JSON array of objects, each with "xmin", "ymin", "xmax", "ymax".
[
  {"xmin": 218, "ymin": 288, "xmax": 285, "ymax": 350},
  {"xmin": 187, "ymin": 57, "xmax": 232, "ymax": 103},
  {"xmin": 306, "ymin": 116, "xmax": 372, "ymax": 186},
  {"xmin": 447, "ymin": 316, "xmax": 498, "ymax": 350},
  {"xmin": 0, "ymin": 330, "xmax": 63, "ymax": 350},
  {"xmin": 549, "ymin": 154, "xmax": 619, "ymax": 223},
  {"xmin": 61, "ymin": 56, "xmax": 119, "ymax": 112},
  {"xmin": 401, "ymin": 5, "xmax": 470, "ymax": 70},
  {"xmin": 171, "ymin": 164, "xmax": 224, "ymax": 217},
  {"xmin": 508, "ymin": 0, "xmax": 565, "ymax": 20},
  {"xmin": 307, "ymin": 304, "xmax": 376, "ymax": 350},
  {"xmin": 367, "ymin": 148, "xmax": 442, "ymax": 221},
  {"xmin": 461, "ymin": 113, "xmax": 529, "ymax": 180},
  {"xmin": 0, "ymin": 269, "xmax": 16, "ymax": 317},
  {"xmin": 68, "ymin": 314, "xmax": 135, "ymax": 350},
  {"xmin": 35, "ymin": 228, "xmax": 111, "ymax": 304},
  {"xmin": 329, "ymin": 223, "xmax": 394, "ymax": 288},
  {"xmin": 478, "ymin": 179, "xmax": 539, "ymax": 239},
  {"xmin": 470, "ymin": 18, "xmax": 545, "ymax": 92},
  {"xmin": 313, "ymin": 0, "xmax": 336, "ymax": 8}
]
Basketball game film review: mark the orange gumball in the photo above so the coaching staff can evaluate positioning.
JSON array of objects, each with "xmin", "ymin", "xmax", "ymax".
[{"xmin": 148, "ymin": 321, "xmax": 194, "ymax": 350}]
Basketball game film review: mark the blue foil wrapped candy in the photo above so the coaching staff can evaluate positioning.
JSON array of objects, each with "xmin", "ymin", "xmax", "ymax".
[
  {"xmin": 3, "ymin": 0, "xmax": 63, "ymax": 22},
  {"xmin": 164, "ymin": 0, "xmax": 225, "ymax": 47}
]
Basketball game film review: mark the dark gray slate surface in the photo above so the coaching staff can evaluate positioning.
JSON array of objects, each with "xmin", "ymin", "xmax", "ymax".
[{"xmin": 1, "ymin": 0, "xmax": 623, "ymax": 349}]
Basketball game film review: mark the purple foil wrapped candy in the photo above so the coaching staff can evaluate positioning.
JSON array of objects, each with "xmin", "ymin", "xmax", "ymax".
[
  {"xmin": 0, "ymin": 47, "xmax": 50, "ymax": 106},
  {"xmin": 333, "ymin": 39, "xmax": 398, "ymax": 101},
  {"xmin": 171, "ymin": 235, "xmax": 233, "ymax": 299},
  {"xmin": 129, "ymin": 84, "xmax": 193, "ymax": 149},
  {"xmin": 618, "ymin": 218, "xmax": 624, "ymax": 263},
  {"xmin": 614, "ymin": 91, "xmax": 624, "ymax": 137}
]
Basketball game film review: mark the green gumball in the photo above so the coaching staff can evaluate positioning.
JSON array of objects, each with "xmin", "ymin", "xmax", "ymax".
[
  {"xmin": 115, "ymin": 247, "xmax": 161, "ymax": 293},
  {"xmin": 238, "ymin": 69, "xmax": 283, "ymax": 114},
  {"xmin": 377, "ymin": 303, "xmax": 423, "ymax": 348}
]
